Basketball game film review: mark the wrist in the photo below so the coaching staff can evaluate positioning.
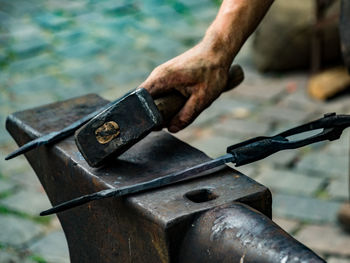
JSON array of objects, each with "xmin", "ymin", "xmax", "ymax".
[{"xmin": 199, "ymin": 28, "xmax": 237, "ymax": 69}]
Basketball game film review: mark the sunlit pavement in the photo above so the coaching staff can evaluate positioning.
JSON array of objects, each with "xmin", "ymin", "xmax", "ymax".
[{"xmin": 0, "ymin": 1, "xmax": 350, "ymax": 262}]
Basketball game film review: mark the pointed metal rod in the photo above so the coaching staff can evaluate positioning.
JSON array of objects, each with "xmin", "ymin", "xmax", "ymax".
[
  {"xmin": 5, "ymin": 90, "xmax": 135, "ymax": 160},
  {"xmin": 40, "ymin": 154, "xmax": 235, "ymax": 216}
]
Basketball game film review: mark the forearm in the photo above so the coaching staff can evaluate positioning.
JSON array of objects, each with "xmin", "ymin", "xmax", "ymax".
[
  {"xmin": 142, "ymin": 0, "xmax": 274, "ymax": 132},
  {"xmin": 203, "ymin": 0, "xmax": 274, "ymax": 66}
]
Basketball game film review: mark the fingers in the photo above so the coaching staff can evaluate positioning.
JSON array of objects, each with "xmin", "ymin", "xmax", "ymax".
[
  {"xmin": 168, "ymin": 90, "xmax": 210, "ymax": 133},
  {"xmin": 140, "ymin": 65, "xmax": 195, "ymax": 99},
  {"xmin": 140, "ymin": 73, "xmax": 170, "ymax": 98}
]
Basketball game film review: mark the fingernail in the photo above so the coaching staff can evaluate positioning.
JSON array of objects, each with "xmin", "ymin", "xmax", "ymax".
[{"xmin": 169, "ymin": 125, "xmax": 180, "ymax": 133}]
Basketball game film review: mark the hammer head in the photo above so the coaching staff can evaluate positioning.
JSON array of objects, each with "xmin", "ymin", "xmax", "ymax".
[{"xmin": 75, "ymin": 88, "xmax": 162, "ymax": 167}]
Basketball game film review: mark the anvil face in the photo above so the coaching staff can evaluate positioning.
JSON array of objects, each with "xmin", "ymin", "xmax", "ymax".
[{"xmin": 75, "ymin": 89, "xmax": 162, "ymax": 167}]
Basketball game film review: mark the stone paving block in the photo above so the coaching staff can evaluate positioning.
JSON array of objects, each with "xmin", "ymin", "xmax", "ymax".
[
  {"xmin": 259, "ymin": 105, "xmax": 313, "ymax": 124},
  {"xmin": 189, "ymin": 4, "xmax": 218, "ymax": 23},
  {"xmin": 0, "ymin": 250, "xmax": 35, "ymax": 263},
  {"xmin": 29, "ymin": 231, "xmax": 69, "ymax": 263},
  {"xmin": 10, "ymin": 75, "xmax": 61, "ymax": 95},
  {"xmin": 11, "ymin": 37, "xmax": 49, "ymax": 58},
  {"xmin": 47, "ymin": 216, "xmax": 62, "ymax": 231},
  {"xmin": 0, "ymin": 118, "xmax": 11, "ymax": 146},
  {"xmin": 9, "ymin": 170, "xmax": 42, "ymax": 192},
  {"xmin": 191, "ymin": 109, "xmax": 224, "ymax": 127},
  {"xmin": 164, "ymin": 19, "xmax": 202, "ymax": 44},
  {"xmin": 255, "ymin": 168, "xmax": 324, "ymax": 196},
  {"xmin": 101, "ymin": 2, "xmax": 139, "ymax": 16},
  {"xmin": 61, "ymin": 59, "xmax": 108, "ymax": 80},
  {"xmin": 35, "ymin": 13, "xmax": 71, "ymax": 30},
  {"xmin": 328, "ymin": 179, "xmax": 349, "ymax": 201},
  {"xmin": 146, "ymin": 37, "xmax": 185, "ymax": 58},
  {"xmin": 171, "ymin": 127, "xmax": 198, "ymax": 143},
  {"xmin": 272, "ymin": 193, "xmax": 341, "ymax": 223},
  {"xmin": 0, "ymin": 153, "xmax": 31, "ymax": 180},
  {"xmin": 324, "ymin": 129, "xmax": 350, "ymax": 156},
  {"xmin": 0, "ymin": 48, "xmax": 6, "ymax": 64},
  {"xmin": 272, "ymin": 217, "xmax": 300, "ymax": 233},
  {"xmin": 227, "ymin": 162, "xmax": 259, "ymax": 179},
  {"xmin": 7, "ymin": 92, "xmax": 57, "ymax": 113},
  {"xmin": 0, "ymin": 188, "xmax": 51, "ymax": 216},
  {"xmin": 56, "ymin": 41, "xmax": 103, "ymax": 58},
  {"xmin": 296, "ymin": 152, "xmax": 348, "ymax": 179},
  {"xmin": 212, "ymin": 118, "xmax": 271, "ymax": 138},
  {"xmin": 190, "ymin": 135, "xmax": 241, "ymax": 158},
  {"xmin": 75, "ymin": 12, "xmax": 105, "ymax": 26},
  {"xmin": 261, "ymin": 149, "xmax": 299, "ymax": 167},
  {"xmin": 12, "ymin": 93, "xmax": 57, "ymax": 114},
  {"xmin": 192, "ymin": 98, "xmax": 257, "ymax": 127},
  {"xmin": 328, "ymin": 257, "xmax": 350, "ymax": 263},
  {"xmin": 8, "ymin": 54, "xmax": 56, "ymax": 73},
  {"xmin": 231, "ymin": 77, "xmax": 286, "ymax": 101},
  {"xmin": 100, "ymin": 77, "xmax": 142, "ymax": 99},
  {"xmin": 177, "ymin": 0, "xmax": 213, "ymax": 8},
  {"xmin": 282, "ymin": 87, "xmax": 350, "ymax": 114},
  {"xmin": 0, "ymin": 12, "xmax": 14, "ymax": 30},
  {"xmin": 321, "ymin": 95, "xmax": 350, "ymax": 113},
  {"xmin": 97, "ymin": 14, "xmax": 139, "ymax": 32},
  {"xmin": 0, "ymin": 214, "xmax": 43, "ymax": 246},
  {"xmin": 105, "ymin": 64, "xmax": 148, "ymax": 83},
  {"xmin": 280, "ymin": 89, "xmax": 321, "ymax": 111},
  {"xmin": 45, "ymin": 0, "xmax": 88, "ymax": 15},
  {"xmin": 55, "ymin": 29, "xmax": 87, "ymax": 43},
  {"xmin": 9, "ymin": 24, "xmax": 44, "ymax": 40},
  {"xmin": 142, "ymin": 5, "xmax": 180, "ymax": 22},
  {"xmin": 295, "ymin": 224, "xmax": 350, "ymax": 257},
  {"xmin": 0, "ymin": 179, "xmax": 16, "ymax": 193}
]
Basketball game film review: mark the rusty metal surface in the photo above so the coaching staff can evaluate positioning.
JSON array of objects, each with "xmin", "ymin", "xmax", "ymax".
[
  {"xmin": 41, "ymin": 112, "xmax": 350, "ymax": 216},
  {"xmin": 180, "ymin": 203, "xmax": 325, "ymax": 263},
  {"xmin": 6, "ymin": 94, "xmax": 271, "ymax": 263},
  {"xmin": 340, "ymin": 0, "xmax": 350, "ymax": 72}
]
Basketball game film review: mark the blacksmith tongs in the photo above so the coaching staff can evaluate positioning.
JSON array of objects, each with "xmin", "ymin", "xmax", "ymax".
[{"xmin": 41, "ymin": 112, "xmax": 350, "ymax": 215}]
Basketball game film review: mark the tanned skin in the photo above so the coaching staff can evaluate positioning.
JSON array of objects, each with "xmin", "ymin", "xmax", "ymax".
[{"xmin": 140, "ymin": 0, "xmax": 274, "ymax": 132}]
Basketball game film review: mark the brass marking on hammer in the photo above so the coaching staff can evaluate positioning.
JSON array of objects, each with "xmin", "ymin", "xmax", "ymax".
[{"xmin": 95, "ymin": 121, "xmax": 120, "ymax": 144}]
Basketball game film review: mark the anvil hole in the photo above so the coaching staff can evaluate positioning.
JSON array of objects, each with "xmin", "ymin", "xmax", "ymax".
[{"xmin": 184, "ymin": 189, "xmax": 218, "ymax": 203}]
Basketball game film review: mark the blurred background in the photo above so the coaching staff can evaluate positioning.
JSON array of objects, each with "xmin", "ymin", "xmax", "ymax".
[{"xmin": 0, "ymin": 0, "xmax": 350, "ymax": 262}]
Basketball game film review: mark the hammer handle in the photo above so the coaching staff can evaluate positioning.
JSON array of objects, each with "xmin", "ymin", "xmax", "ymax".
[{"xmin": 154, "ymin": 64, "xmax": 244, "ymax": 124}]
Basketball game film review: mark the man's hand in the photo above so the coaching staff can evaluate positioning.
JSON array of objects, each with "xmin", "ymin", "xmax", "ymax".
[
  {"xmin": 140, "ymin": 0, "xmax": 274, "ymax": 133},
  {"xmin": 140, "ymin": 42, "xmax": 231, "ymax": 133}
]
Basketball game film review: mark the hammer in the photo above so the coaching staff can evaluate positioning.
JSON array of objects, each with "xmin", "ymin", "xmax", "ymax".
[{"xmin": 75, "ymin": 65, "xmax": 244, "ymax": 167}]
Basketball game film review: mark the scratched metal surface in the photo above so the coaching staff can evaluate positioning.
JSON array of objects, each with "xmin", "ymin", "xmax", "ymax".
[
  {"xmin": 6, "ymin": 94, "xmax": 270, "ymax": 221},
  {"xmin": 179, "ymin": 203, "xmax": 325, "ymax": 263},
  {"xmin": 6, "ymin": 94, "xmax": 271, "ymax": 262}
]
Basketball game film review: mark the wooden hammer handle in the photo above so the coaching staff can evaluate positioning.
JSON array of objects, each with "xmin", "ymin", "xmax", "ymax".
[{"xmin": 154, "ymin": 64, "xmax": 244, "ymax": 124}]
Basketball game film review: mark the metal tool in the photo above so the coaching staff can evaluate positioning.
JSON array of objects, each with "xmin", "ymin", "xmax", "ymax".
[
  {"xmin": 4, "ymin": 65, "xmax": 243, "ymax": 162},
  {"xmin": 75, "ymin": 65, "xmax": 244, "ymax": 167},
  {"xmin": 4, "ymin": 90, "xmax": 135, "ymax": 160},
  {"xmin": 40, "ymin": 112, "xmax": 350, "ymax": 216}
]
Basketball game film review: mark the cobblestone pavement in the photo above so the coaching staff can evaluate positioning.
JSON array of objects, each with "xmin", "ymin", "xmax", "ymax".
[{"xmin": 0, "ymin": 0, "xmax": 350, "ymax": 262}]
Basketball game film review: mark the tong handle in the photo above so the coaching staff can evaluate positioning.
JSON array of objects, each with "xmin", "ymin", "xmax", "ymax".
[{"xmin": 227, "ymin": 113, "xmax": 350, "ymax": 166}]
